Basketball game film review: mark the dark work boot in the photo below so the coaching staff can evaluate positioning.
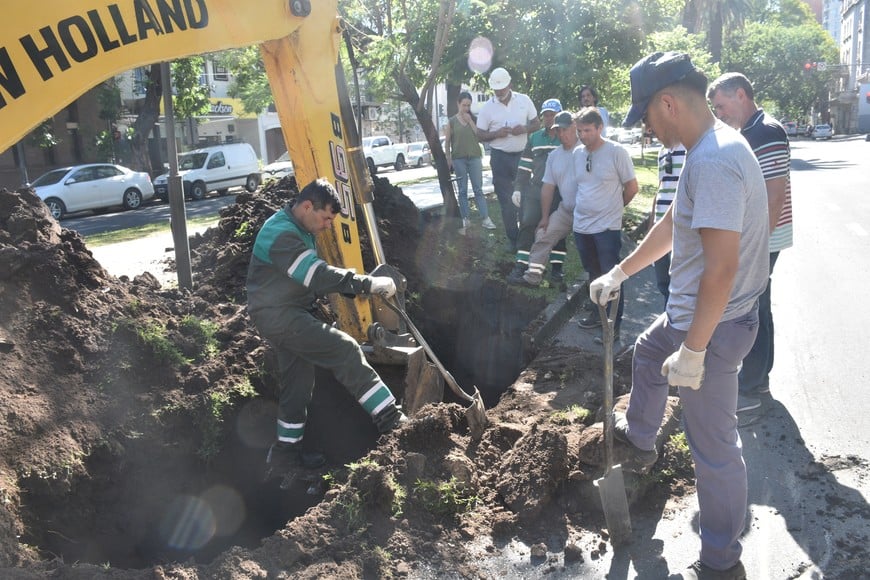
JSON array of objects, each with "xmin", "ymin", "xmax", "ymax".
[
  {"xmin": 506, "ymin": 263, "xmax": 526, "ymax": 284},
  {"xmin": 549, "ymin": 264, "xmax": 566, "ymax": 291},
  {"xmin": 265, "ymin": 441, "xmax": 326, "ymax": 480},
  {"xmin": 373, "ymin": 405, "xmax": 409, "ymax": 434}
]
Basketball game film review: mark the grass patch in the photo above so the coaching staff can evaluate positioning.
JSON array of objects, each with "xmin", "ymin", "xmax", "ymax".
[
  {"xmin": 550, "ymin": 404, "xmax": 592, "ymax": 426},
  {"xmin": 180, "ymin": 315, "xmax": 220, "ymax": 361},
  {"xmin": 84, "ymin": 214, "xmax": 219, "ymax": 247},
  {"xmin": 412, "ymin": 477, "xmax": 477, "ymax": 518},
  {"xmin": 116, "ymin": 317, "xmax": 187, "ymax": 366}
]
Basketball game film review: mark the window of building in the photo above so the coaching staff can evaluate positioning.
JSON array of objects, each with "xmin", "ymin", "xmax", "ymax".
[{"xmin": 213, "ymin": 63, "xmax": 229, "ymax": 82}]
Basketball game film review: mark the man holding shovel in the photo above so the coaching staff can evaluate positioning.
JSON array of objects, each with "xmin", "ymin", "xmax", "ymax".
[{"xmin": 589, "ymin": 52, "xmax": 769, "ymax": 579}]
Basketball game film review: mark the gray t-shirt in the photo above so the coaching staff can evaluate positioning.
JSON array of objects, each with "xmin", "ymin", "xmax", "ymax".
[
  {"xmin": 542, "ymin": 144, "xmax": 578, "ymax": 212},
  {"xmin": 573, "ymin": 140, "xmax": 636, "ymax": 233},
  {"xmin": 667, "ymin": 121, "xmax": 770, "ymax": 330}
]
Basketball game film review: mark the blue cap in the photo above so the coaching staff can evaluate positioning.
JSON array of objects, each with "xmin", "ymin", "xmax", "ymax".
[
  {"xmin": 540, "ymin": 98, "xmax": 562, "ymax": 113},
  {"xmin": 624, "ymin": 52, "xmax": 697, "ymax": 127}
]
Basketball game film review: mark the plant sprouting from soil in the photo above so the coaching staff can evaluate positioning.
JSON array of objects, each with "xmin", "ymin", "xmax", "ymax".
[
  {"xmin": 412, "ymin": 476, "xmax": 477, "ymax": 518},
  {"xmin": 116, "ymin": 318, "xmax": 186, "ymax": 366},
  {"xmin": 550, "ymin": 404, "xmax": 592, "ymax": 426},
  {"xmin": 196, "ymin": 378, "xmax": 258, "ymax": 461},
  {"xmin": 180, "ymin": 315, "xmax": 220, "ymax": 361}
]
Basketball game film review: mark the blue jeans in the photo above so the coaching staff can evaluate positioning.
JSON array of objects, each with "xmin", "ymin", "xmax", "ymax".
[
  {"xmin": 489, "ymin": 149, "xmax": 522, "ymax": 247},
  {"xmin": 625, "ymin": 308, "xmax": 758, "ymax": 570},
  {"xmin": 738, "ymin": 251, "xmax": 779, "ymax": 394},
  {"xmin": 452, "ymin": 156, "xmax": 488, "ymax": 220},
  {"xmin": 574, "ymin": 229, "xmax": 624, "ymax": 327}
]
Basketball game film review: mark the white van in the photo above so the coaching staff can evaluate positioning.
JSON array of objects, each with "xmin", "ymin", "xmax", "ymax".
[{"xmin": 154, "ymin": 143, "xmax": 261, "ymax": 201}]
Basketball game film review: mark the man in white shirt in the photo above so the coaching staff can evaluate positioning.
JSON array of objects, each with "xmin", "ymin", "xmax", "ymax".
[{"xmin": 476, "ymin": 67, "xmax": 540, "ymax": 252}]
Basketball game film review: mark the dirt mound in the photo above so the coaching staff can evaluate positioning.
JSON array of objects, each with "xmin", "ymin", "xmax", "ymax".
[{"xmin": 0, "ymin": 181, "xmax": 688, "ymax": 578}]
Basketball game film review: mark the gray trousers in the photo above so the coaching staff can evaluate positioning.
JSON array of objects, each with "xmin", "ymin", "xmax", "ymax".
[
  {"xmin": 524, "ymin": 204, "xmax": 573, "ymax": 282},
  {"xmin": 624, "ymin": 308, "xmax": 758, "ymax": 570}
]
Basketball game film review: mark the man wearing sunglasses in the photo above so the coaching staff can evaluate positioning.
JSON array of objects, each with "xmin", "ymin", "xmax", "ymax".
[{"xmin": 572, "ymin": 106, "xmax": 638, "ymax": 341}]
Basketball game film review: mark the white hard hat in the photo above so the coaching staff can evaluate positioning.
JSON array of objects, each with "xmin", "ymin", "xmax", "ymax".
[{"xmin": 489, "ymin": 67, "xmax": 511, "ymax": 90}]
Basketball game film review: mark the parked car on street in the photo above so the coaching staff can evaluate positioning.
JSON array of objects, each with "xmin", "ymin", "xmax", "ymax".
[
  {"xmin": 405, "ymin": 142, "xmax": 432, "ymax": 167},
  {"xmin": 812, "ymin": 124, "xmax": 833, "ymax": 140},
  {"xmin": 31, "ymin": 163, "xmax": 155, "ymax": 220},
  {"xmin": 783, "ymin": 121, "xmax": 798, "ymax": 136},
  {"xmin": 261, "ymin": 151, "xmax": 295, "ymax": 182}
]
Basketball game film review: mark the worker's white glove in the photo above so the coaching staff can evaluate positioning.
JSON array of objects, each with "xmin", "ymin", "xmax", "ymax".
[
  {"xmin": 511, "ymin": 190, "xmax": 522, "ymax": 207},
  {"xmin": 589, "ymin": 265, "xmax": 628, "ymax": 306},
  {"xmin": 369, "ymin": 277, "xmax": 397, "ymax": 298},
  {"xmin": 661, "ymin": 343, "xmax": 706, "ymax": 390}
]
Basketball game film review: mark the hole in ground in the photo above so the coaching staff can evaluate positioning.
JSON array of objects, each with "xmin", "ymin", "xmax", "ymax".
[{"xmin": 17, "ymin": 277, "xmax": 544, "ymax": 568}]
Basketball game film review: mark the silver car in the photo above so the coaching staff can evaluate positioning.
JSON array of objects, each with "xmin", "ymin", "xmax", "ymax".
[{"xmin": 31, "ymin": 163, "xmax": 155, "ymax": 220}]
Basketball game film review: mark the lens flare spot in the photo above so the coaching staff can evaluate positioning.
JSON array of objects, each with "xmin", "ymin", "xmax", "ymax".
[{"xmin": 468, "ymin": 37, "xmax": 493, "ymax": 74}]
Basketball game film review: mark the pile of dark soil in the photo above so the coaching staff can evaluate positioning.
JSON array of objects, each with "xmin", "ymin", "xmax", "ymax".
[{"xmin": 0, "ymin": 177, "xmax": 689, "ymax": 578}]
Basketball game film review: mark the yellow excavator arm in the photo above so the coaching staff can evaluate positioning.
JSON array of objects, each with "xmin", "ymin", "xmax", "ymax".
[{"xmin": 1, "ymin": 0, "xmax": 380, "ymax": 340}]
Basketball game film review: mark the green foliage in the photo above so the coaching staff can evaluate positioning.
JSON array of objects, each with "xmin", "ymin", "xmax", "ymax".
[
  {"xmin": 180, "ymin": 315, "xmax": 220, "ymax": 361},
  {"xmin": 96, "ymin": 78, "xmax": 123, "ymax": 122},
  {"xmin": 233, "ymin": 220, "xmax": 254, "ymax": 242},
  {"xmin": 722, "ymin": 21, "xmax": 839, "ymax": 120},
  {"xmin": 118, "ymin": 318, "xmax": 186, "ymax": 366},
  {"xmin": 171, "ymin": 57, "xmax": 211, "ymax": 120},
  {"xmin": 550, "ymin": 404, "xmax": 592, "ymax": 426},
  {"xmin": 219, "ymin": 47, "xmax": 272, "ymax": 115},
  {"xmin": 196, "ymin": 379, "xmax": 258, "ymax": 461},
  {"xmin": 29, "ymin": 119, "xmax": 60, "ymax": 149},
  {"xmin": 412, "ymin": 477, "xmax": 477, "ymax": 518}
]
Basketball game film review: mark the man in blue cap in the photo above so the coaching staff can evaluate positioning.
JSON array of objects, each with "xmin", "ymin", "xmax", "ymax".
[
  {"xmin": 507, "ymin": 98, "xmax": 567, "ymax": 287},
  {"xmin": 589, "ymin": 52, "xmax": 769, "ymax": 579}
]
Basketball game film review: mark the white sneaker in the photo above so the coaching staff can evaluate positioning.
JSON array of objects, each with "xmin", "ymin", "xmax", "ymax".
[
  {"xmin": 459, "ymin": 218, "xmax": 469, "ymax": 235},
  {"xmin": 481, "ymin": 217, "xmax": 496, "ymax": 230}
]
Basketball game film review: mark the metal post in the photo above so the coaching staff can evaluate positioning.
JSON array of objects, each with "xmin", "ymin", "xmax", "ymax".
[
  {"xmin": 15, "ymin": 142, "xmax": 28, "ymax": 186},
  {"xmin": 160, "ymin": 61, "xmax": 193, "ymax": 290}
]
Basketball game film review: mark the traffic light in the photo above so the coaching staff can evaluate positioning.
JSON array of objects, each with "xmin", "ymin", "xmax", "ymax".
[{"xmin": 866, "ymin": 91, "xmax": 870, "ymax": 104}]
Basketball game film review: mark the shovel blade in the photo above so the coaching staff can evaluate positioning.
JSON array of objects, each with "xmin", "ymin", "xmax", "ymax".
[
  {"xmin": 594, "ymin": 464, "xmax": 632, "ymax": 545},
  {"xmin": 464, "ymin": 387, "xmax": 488, "ymax": 440}
]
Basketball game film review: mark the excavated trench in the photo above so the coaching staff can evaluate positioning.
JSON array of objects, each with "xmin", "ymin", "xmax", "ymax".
[{"xmin": 15, "ymin": 277, "xmax": 545, "ymax": 568}]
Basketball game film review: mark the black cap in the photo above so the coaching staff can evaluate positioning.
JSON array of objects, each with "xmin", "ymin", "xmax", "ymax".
[
  {"xmin": 624, "ymin": 52, "xmax": 697, "ymax": 127},
  {"xmin": 554, "ymin": 111, "xmax": 574, "ymax": 128}
]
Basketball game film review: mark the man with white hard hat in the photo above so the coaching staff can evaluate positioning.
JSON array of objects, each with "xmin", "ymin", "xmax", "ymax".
[{"xmin": 476, "ymin": 67, "xmax": 540, "ymax": 252}]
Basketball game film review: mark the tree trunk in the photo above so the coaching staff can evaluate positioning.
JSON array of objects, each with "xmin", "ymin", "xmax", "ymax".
[
  {"xmin": 395, "ymin": 71, "xmax": 459, "ymax": 217},
  {"xmin": 128, "ymin": 64, "xmax": 162, "ymax": 176}
]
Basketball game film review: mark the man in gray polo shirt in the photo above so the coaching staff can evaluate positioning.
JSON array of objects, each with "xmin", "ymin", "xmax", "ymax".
[{"xmin": 590, "ymin": 52, "xmax": 769, "ymax": 579}]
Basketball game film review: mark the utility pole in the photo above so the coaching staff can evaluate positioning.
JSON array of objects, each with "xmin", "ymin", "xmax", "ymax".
[{"xmin": 161, "ymin": 61, "xmax": 193, "ymax": 290}]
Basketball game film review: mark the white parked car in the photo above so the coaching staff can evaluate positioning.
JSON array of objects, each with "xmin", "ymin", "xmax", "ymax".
[
  {"xmin": 261, "ymin": 151, "xmax": 295, "ymax": 182},
  {"xmin": 405, "ymin": 141, "xmax": 431, "ymax": 167},
  {"xmin": 812, "ymin": 124, "xmax": 833, "ymax": 140},
  {"xmin": 31, "ymin": 163, "xmax": 154, "ymax": 220}
]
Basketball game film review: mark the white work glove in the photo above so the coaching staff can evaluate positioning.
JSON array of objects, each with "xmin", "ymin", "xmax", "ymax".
[
  {"xmin": 589, "ymin": 265, "xmax": 628, "ymax": 306},
  {"xmin": 369, "ymin": 276, "xmax": 397, "ymax": 298},
  {"xmin": 661, "ymin": 343, "xmax": 706, "ymax": 390},
  {"xmin": 511, "ymin": 190, "xmax": 522, "ymax": 207}
]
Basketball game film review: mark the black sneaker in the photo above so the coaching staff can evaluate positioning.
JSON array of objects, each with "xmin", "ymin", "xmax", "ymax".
[
  {"xmin": 680, "ymin": 559, "xmax": 747, "ymax": 580},
  {"xmin": 612, "ymin": 412, "xmax": 658, "ymax": 473},
  {"xmin": 265, "ymin": 442, "xmax": 326, "ymax": 480},
  {"xmin": 577, "ymin": 313, "xmax": 601, "ymax": 329},
  {"xmin": 549, "ymin": 270, "xmax": 566, "ymax": 291}
]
